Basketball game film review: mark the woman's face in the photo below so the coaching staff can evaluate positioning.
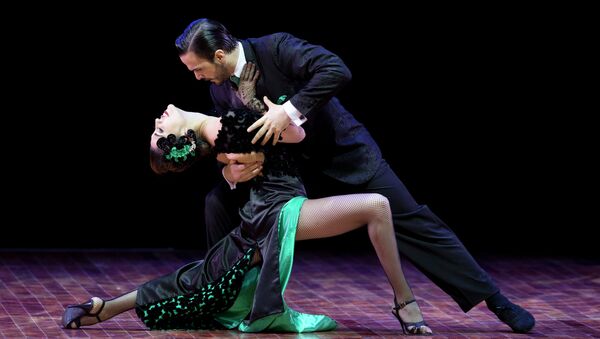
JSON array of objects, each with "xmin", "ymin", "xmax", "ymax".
[{"xmin": 150, "ymin": 104, "xmax": 186, "ymax": 151}]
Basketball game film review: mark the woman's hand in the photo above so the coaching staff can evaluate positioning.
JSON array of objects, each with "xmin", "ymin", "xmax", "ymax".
[
  {"xmin": 238, "ymin": 63, "xmax": 260, "ymax": 106},
  {"xmin": 238, "ymin": 62, "xmax": 266, "ymax": 112}
]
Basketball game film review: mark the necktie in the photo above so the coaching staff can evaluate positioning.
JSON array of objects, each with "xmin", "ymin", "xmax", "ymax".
[{"xmin": 229, "ymin": 75, "xmax": 240, "ymax": 87}]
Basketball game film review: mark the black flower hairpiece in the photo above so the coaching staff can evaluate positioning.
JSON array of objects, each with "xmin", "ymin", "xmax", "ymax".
[{"xmin": 157, "ymin": 129, "xmax": 197, "ymax": 163}]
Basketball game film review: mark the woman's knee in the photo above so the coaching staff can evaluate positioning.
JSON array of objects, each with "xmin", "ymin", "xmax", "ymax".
[{"xmin": 365, "ymin": 193, "xmax": 391, "ymax": 218}]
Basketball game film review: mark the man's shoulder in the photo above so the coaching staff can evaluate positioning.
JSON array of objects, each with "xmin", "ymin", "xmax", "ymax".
[{"xmin": 248, "ymin": 32, "xmax": 297, "ymax": 44}]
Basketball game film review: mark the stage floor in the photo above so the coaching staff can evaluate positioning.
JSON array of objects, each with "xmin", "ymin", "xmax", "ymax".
[{"xmin": 1, "ymin": 248, "xmax": 598, "ymax": 338}]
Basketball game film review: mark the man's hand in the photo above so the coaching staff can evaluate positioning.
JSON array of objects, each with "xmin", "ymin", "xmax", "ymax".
[
  {"xmin": 223, "ymin": 161, "xmax": 262, "ymax": 183},
  {"xmin": 247, "ymin": 96, "xmax": 291, "ymax": 146}
]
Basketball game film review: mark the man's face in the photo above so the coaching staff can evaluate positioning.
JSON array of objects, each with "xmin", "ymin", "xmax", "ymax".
[{"xmin": 180, "ymin": 51, "xmax": 230, "ymax": 85}]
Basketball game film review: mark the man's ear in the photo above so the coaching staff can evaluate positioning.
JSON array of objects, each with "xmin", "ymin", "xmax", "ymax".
[{"xmin": 214, "ymin": 49, "xmax": 226, "ymax": 63}]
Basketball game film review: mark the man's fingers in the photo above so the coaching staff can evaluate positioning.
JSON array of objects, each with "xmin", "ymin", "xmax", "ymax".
[
  {"xmin": 242, "ymin": 162, "xmax": 258, "ymax": 172},
  {"xmin": 261, "ymin": 129, "xmax": 274, "ymax": 146},
  {"xmin": 251, "ymin": 124, "xmax": 269, "ymax": 144},
  {"xmin": 272, "ymin": 130, "xmax": 282, "ymax": 146},
  {"xmin": 240, "ymin": 164, "xmax": 262, "ymax": 181},
  {"xmin": 237, "ymin": 163, "xmax": 256, "ymax": 179},
  {"xmin": 263, "ymin": 96, "xmax": 275, "ymax": 109},
  {"xmin": 230, "ymin": 163, "xmax": 246, "ymax": 172},
  {"xmin": 251, "ymin": 128, "xmax": 266, "ymax": 144},
  {"xmin": 247, "ymin": 115, "xmax": 266, "ymax": 132}
]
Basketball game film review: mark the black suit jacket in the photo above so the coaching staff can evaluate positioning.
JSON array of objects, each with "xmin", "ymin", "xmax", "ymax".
[{"xmin": 211, "ymin": 33, "xmax": 382, "ymax": 185}]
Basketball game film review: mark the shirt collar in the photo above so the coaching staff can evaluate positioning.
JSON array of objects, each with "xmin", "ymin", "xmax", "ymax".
[{"xmin": 232, "ymin": 41, "xmax": 246, "ymax": 78}]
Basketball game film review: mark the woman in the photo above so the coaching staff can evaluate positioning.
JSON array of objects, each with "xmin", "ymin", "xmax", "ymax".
[{"xmin": 62, "ymin": 67, "xmax": 432, "ymax": 335}]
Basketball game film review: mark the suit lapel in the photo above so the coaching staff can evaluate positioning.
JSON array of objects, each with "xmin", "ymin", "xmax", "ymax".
[
  {"xmin": 242, "ymin": 40, "xmax": 267, "ymax": 99},
  {"xmin": 242, "ymin": 40, "xmax": 256, "ymax": 62}
]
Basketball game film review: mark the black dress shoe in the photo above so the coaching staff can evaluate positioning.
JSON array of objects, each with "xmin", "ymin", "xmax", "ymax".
[{"xmin": 489, "ymin": 302, "xmax": 535, "ymax": 333}]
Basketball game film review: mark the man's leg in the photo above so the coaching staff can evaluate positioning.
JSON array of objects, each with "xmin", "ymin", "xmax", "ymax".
[
  {"xmin": 204, "ymin": 180, "xmax": 247, "ymax": 247},
  {"xmin": 361, "ymin": 161, "xmax": 534, "ymax": 333}
]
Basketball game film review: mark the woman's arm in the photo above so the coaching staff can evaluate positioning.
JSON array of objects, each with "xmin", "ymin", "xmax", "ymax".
[
  {"xmin": 216, "ymin": 153, "xmax": 230, "ymax": 164},
  {"xmin": 279, "ymin": 125, "xmax": 305, "ymax": 144},
  {"xmin": 224, "ymin": 152, "xmax": 265, "ymax": 164}
]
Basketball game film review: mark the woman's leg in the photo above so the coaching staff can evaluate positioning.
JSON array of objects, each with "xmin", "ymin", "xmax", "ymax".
[
  {"xmin": 296, "ymin": 193, "xmax": 432, "ymax": 334},
  {"xmin": 63, "ymin": 290, "xmax": 137, "ymax": 328}
]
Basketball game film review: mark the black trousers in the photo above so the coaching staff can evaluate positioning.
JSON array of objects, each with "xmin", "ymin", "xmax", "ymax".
[{"xmin": 204, "ymin": 160, "xmax": 498, "ymax": 312}]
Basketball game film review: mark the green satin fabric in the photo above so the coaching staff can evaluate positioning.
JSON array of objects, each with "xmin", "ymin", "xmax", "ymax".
[
  {"xmin": 215, "ymin": 196, "xmax": 337, "ymax": 332},
  {"xmin": 213, "ymin": 267, "xmax": 259, "ymax": 328}
]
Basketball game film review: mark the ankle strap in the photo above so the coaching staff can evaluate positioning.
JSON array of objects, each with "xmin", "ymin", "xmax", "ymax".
[
  {"xmin": 394, "ymin": 299, "xmax": 416, "ymax": 311},
  {"xmin": 90, "ymin": 297, "xmax": 106, "ymax": 322}
]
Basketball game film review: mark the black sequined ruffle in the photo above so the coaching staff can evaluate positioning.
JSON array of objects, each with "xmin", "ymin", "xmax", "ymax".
[
  {"xmin": 213, "ymin": 109, "xmax": 300, "ymax": 179},
  {"xmin": 135, "ymin": 249, "xmax": 255, "ymax": 330}
]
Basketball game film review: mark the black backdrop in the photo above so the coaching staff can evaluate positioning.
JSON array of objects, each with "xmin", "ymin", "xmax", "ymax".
[{"xmin": 3, "ymin": 5, "xmax": 595, "ymax": 257}]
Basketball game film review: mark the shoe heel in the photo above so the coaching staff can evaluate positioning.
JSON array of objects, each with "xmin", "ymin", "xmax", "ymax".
[
  {"xmin": 391, "ymin": 298, "xmax": 432, "ymax": 336},
  {"xmin": 391, "ymin": 309, "xmax": 407, "ymax": 334}
]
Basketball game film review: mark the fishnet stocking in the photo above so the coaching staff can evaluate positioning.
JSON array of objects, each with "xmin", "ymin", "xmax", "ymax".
[
  {"xmin": 70, "ymin": 194, "xmax": 428, "ymax": 329},
  {"xmin": 296, "ymin": 193, "xmax": 425, "ymax": 324}
]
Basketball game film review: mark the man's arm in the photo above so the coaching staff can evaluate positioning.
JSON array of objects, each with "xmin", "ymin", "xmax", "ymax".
[
  {"xmin": 274, "ymin": 32, "xmax": 352, "ymax": 116},
  {"xmin": 248, "ymin": 32, "xmax": 351, "ymax": 145}
]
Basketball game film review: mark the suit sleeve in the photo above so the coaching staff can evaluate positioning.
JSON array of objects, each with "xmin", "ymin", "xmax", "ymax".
[{"xmin": 271, "ymin": 33, "xmax": 352, "ymax": 117}]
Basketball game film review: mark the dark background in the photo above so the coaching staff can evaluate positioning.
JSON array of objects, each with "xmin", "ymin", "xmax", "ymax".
[{"xmin": 3, "ymin": 6, "xmax": 595, "ymax": 257}]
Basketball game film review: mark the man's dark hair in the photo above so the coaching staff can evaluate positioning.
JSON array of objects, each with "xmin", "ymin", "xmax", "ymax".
[{"xmin": 175, "ymin": 18, "xmax": 238, "ymax": 60}]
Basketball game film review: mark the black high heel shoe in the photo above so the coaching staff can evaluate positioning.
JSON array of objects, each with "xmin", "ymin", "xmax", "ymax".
[
  {"xmin": 62, "ymin": 297, "xmax": 105, "ymax": 329},
  {"xmin": 392, "ymin": 299, "xmax": 432, "ymax": 336}
]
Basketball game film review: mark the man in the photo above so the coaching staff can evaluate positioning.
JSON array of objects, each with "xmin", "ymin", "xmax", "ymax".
[{"xmin": 174, "ymin": 18, "xmax": 535, "ymax": 333}]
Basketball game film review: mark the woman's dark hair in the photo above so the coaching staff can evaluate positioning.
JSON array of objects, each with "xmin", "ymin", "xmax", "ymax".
[
  {"xmin": 175, "ymin": 18, "xmax": 238, "ymax": 60},
  {"xmin": 149, "ymin": 129, "xmax": 211, "ymax": 174}
]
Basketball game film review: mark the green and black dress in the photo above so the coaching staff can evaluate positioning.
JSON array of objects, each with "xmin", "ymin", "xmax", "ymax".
[{"xmin": 135, "ymin": 109, "xmax": 336, "ymax": 332}]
